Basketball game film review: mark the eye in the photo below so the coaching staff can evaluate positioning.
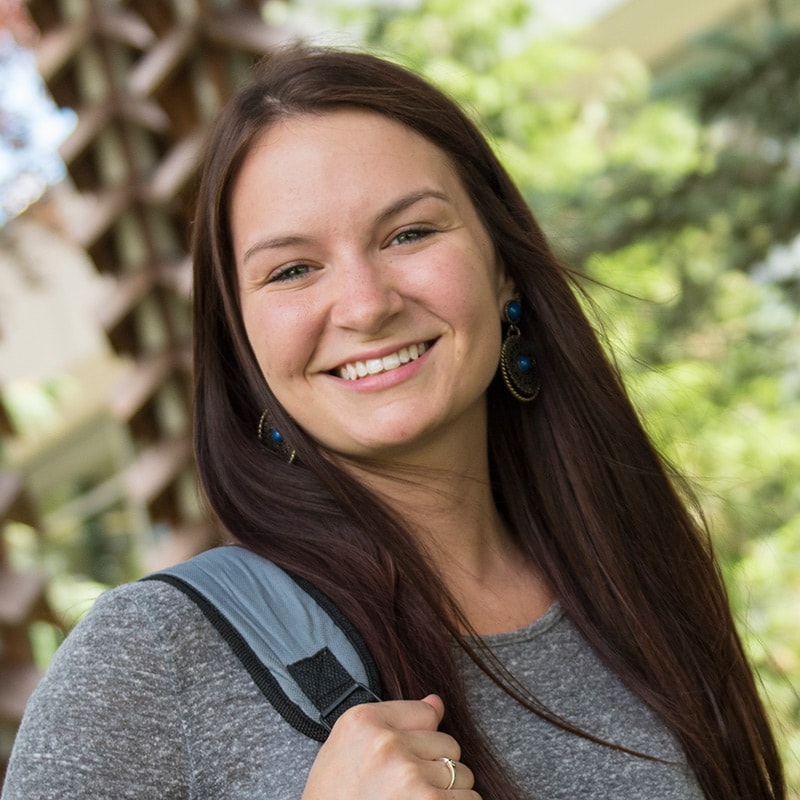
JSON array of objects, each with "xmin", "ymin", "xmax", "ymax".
[
  {"xmin": 267, "ymin": 262, "xmax": 314, "ymax": 283},
  {"xmin": 391, "ymin": 227, "xmax": 436, "ymax": 246}
]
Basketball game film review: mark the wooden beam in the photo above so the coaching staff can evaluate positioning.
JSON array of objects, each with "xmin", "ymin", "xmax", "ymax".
[
  {"xmin": 128, "ymin": 23, "xmax": 197, "ymax": 98},
  {"xmin": 139, "ymin": 129, "xmax": 205, "ymax": 206},
  {"xmin": 123, "ymin": 437, "xmax": 192, "ymax": 507},
  {"xmin": 34, "ymin": 19, "xmax": 92, "ymax": 81}
]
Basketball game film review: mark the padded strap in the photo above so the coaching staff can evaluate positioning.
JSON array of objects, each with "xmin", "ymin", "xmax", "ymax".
[{"xmin": 142, "ymin": 545, "xmax": 381, "ymax": 741}]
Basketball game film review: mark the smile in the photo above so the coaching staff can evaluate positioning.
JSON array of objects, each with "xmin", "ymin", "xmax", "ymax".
[{"xmin": 336, "ymin": 342, "xmax": 430, "ymax": 380}]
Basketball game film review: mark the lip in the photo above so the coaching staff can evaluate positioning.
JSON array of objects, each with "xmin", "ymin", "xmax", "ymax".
[
  {"xmin": 329, "ymin": 339, "xmax": 435, "ymax": 372},
  {"xmin": 325, "ymin": 338, "xmax": 437, "ymax": 390},
  {"xmin": 326, "ymin": 339, "xmax": 436, "ymax": 375}
]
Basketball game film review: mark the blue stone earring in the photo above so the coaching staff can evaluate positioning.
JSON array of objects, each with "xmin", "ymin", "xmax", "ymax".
[
  {"xmin": 257, "ymin": 408, "xmax": 296, "ymax": 463},
  {"xmin": 500, "ymin": 300, "xmax": 540, "ymax": 402}
]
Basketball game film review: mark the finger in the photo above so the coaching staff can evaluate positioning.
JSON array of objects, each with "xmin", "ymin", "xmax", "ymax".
[
  {"xmin": 420, "ymin": 693, "xmax": 445, "ymax": 724},
  {"xmin": 335, "ymin": 697, "xmax": 443, "ymax": 737},
  {"xmin": 399, "ymin": 730, "xmax": 462, "ymax": 764},
  {"xmin": 428, "ymin": 758, "xmax": 475, "ymax": 792}
]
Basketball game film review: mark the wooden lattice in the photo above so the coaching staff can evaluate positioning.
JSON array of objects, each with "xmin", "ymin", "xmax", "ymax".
[
  {"xmin": 1, "ymin": 0, "xmax": 285, "ymax": 776},
  {"xmin": 27, "ymin": 0, "xmax": 286, "ymax": 556}
]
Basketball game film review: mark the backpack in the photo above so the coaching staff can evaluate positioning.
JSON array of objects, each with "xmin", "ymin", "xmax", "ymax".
[{"xmin": 142, "ymin": 545, "xmax": 382, "ymax": 742}]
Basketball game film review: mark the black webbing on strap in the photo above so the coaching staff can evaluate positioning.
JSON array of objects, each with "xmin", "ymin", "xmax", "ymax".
[{"xmin": 288, "ymin": 646, "xmax": 380, "ymax": 730}]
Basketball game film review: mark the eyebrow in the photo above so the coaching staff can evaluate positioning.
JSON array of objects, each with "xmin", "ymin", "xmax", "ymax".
[
  {"xmin": 241, "ymin": 188, "xmax": 451, "ymax": 265},
  {"xmin": 373, "ymin": 188, "xmax": 451, "ymax": 226}
]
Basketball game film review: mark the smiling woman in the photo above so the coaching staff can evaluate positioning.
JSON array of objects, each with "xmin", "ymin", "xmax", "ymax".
[{"xmin": 2, "ymin": 46, "xmax": 785, "ymax": 800}]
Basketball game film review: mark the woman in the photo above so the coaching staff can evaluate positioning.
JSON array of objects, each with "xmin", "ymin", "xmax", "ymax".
[{"xmin": 3, "ymin": 46, "xmax": 784, "ymax": 799}]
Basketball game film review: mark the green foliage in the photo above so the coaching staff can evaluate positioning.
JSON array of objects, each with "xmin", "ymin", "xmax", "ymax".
[
  {"xmin": 292, "ymin": 0, "xmax": 800, "ymax": 787},
  {"xmin": 733, "ymin": 514, "xmax": 800, "ymax": 789}
]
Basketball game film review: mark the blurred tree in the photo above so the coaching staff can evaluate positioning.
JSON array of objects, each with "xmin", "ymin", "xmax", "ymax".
[{"xmin": 293, "ymin": 0, "xmax": 800, "ymax": 786}]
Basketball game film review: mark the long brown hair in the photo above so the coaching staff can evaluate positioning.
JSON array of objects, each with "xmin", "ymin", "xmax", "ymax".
[{"xmin": 190, "ymin": 45, "xmax": 784, "ymax": 800}]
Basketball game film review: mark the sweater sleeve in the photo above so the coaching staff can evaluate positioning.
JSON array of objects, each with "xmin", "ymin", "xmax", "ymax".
[{"xmin": 2, "ymin": 584, "xmax": 191, "ymax": 799}]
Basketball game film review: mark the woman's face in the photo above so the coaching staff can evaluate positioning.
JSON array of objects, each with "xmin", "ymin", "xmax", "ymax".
[{"xmin": 230, "ymin": 109, "xmax": 514, "ymax": 463}]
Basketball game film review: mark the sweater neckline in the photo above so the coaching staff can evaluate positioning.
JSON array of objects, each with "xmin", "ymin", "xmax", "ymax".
[{"xmin": 476, "ymin": 602, "xmax": 564, "ymax": 648}]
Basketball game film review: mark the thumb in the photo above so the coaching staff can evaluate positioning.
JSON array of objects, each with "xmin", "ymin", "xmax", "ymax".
[{"xmin": 420, "ymin": 693, "xmax": 445, "ymax": 727}]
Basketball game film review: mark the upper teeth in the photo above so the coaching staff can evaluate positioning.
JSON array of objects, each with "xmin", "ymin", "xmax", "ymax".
[{"xmin": 338, "ymin": 342, "xmax": 428, "ymax": 380}]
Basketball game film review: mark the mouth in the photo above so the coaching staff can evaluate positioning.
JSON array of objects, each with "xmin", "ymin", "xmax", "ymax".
[{"xmin": 334, "ymin": 341, "xmax": 433, "ymax": 381}]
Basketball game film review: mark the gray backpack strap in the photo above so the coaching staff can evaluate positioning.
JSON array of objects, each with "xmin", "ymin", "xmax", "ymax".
[{"xmin": 141, "ymin": 545, "xmax": 381, "ymax": 742}]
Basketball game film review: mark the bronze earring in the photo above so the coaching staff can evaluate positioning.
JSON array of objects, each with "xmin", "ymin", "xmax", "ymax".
[
  {"xmin": 257, "ymin": 408, "xmax": 296, "ymax": 463},
  {"xmin": 500, "ymin": 300, "xmax": 540, "ymax": 402}
]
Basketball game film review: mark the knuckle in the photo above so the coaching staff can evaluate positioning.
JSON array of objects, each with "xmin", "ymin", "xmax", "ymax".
[
  {"xmin": 371, "ymin": 728, "xmax": 402, "ymax": 761},
  {"xmin": 381, "ymin": 749, "xmax": 433, "ymax": 795},
  {"xmin": 335, "ymin": 701, "xmax": 378, "ymax": 733},
  {"xmin": 395, "ymin": 760, "xmax": 422, "ymax": 788}
]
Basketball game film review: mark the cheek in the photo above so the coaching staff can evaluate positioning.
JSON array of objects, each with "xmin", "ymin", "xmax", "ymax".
[
  {"xmin": 242, "ymin": 301, "xmax": 316, "ymax": 386},
  {"xmin": 445, "ymin": 289, "xmax": 502, "ymax": 363}
]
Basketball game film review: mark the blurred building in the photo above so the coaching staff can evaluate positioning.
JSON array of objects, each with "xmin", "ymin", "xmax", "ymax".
[{"xmin": 583, "ymin": 0, "xmax": 786, "ymax": 66}]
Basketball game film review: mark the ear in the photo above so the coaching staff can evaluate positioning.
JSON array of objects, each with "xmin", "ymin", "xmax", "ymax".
[{"xmin": 495, "ymin": 266, "xmax": 516, "ymax": 317}]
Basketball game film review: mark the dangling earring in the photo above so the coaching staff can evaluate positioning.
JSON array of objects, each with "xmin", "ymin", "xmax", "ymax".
[
  {"xmin": 257, "ymin": 408, "xmax": 296, "ymax": 463},
  {"xmin": 500, "ymin": 300, "xmax": 540, "ymax": 402}
]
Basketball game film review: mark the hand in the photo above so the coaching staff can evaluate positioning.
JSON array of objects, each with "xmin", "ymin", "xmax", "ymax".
[{"xmin": 302, "ymin": 694, "xmax": 481, "ymax": 799}]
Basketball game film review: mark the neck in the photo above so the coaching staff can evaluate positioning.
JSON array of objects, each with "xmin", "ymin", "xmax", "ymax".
[
  {"xmin": 345, "ymin": 427, "xmax": 504, "ymax": 568},
  {"xmin": 341, "ymin": 437, "xmax": 554, "ymax": 634}
]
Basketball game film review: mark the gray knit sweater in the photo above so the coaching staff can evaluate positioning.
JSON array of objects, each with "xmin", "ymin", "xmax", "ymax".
[{"xmin": 2, "ymin": 580, "xmax": 703, "ymax": 799}]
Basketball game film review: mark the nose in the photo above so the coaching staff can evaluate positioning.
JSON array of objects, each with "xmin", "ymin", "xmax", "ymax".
[{"xmin": 329, "ymin": 255, "xmax": 404, "ymax": 333}]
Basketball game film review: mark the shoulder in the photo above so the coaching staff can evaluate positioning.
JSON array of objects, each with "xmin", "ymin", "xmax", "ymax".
[
  {"xmin": 4, "ymin": 577, "xmax": 312, "ymax": 800},
  {"xmin": 36, "ymin": 577, "xmax": 213, "ymax": 681},
  {"xmin": 73, "ymin": 576, "xmax": 210, "ymax": 645},
  {"xmin": 2, "ymin": 580, "xmax": 202, "ymax": 798},
  {"xmin": 19, "ymin": 577, "xmax": 236, "ymax": 729},
  {"xmin": 72, "ymin": 575, "xmax": 193, "ymax": 625},
  {"xmin": 26, "ymin": 576, "xmax": 219, "ymax": 720},
  {"xmin": 85, "ymin": 574, "xmax": 206, "ymax": 625}
]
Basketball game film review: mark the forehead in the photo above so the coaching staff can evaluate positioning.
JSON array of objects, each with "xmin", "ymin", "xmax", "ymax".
[
  {"xmin": 246, "ymin": 107, "xmax": 450, "ymax": 164},
  {"xmin": 231, "ymin": 109, "xmax": 464, "ymax": 217}
]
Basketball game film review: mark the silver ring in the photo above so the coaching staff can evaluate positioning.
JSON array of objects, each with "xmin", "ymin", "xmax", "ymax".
[{"xmin": 439, "ymin": 757, "xmax": 457, "ymax": 790}]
